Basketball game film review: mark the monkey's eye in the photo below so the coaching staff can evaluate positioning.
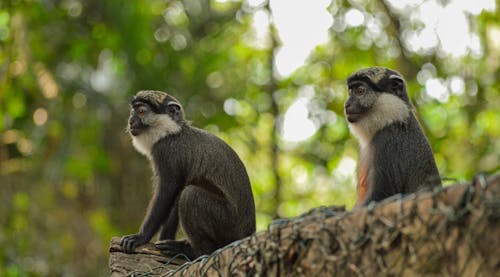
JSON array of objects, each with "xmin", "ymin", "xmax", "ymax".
[
  {"xmin": 136, "ymin": 107, "xmax": 148, "ymax": 116},
  {"xmin": 354, "ymin": 86, "xmax": 366, "ymax": 96}
]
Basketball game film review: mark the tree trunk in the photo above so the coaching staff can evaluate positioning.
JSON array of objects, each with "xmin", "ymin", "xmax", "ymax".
[{"xmin": 109, "ymin": 174, "xmax": 499, "ymax": 276}]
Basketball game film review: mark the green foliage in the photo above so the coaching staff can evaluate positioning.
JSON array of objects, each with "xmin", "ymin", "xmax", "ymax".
[{"xmin": 0, "ymin": 0, "xmax": 499, "ymax": 275}]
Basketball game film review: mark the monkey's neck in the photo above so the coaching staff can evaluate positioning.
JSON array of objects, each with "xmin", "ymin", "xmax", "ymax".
[
  {"xmin": 349, "ymin": 93, "xmax": 410, "ymax": 148},
  {"xmin": 131, "ymin": 123, "xmax": 184, "ymax": 159}
]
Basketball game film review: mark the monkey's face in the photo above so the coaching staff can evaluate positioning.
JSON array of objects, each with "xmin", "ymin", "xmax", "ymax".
[
  {"xmin": 128, "ymin": 91, "xmax": 185, "ymax": 157},
  {"xmin": 345, "ymin": 67, "xmax": 410, "ymax": 123},
  {"xmin": 129, "ymin": 102, "xmax": 154, "ymax": 136},
  {"xmin": 345, "ymin": 68, "xmax": 412, "ymax": 147},
  {"xmin": 127, "ymin": 91, "xmax": 185, "ymax": 137},
  {"xmin": 344, "ymin": 81, "xmax": 378, "ymax": 123}
]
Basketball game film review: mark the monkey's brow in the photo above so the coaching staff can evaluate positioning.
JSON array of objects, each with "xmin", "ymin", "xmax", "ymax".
[
  {"xmin": 130, "ymin": 99, "xmax": 164, "ymax": 114},
  {"xmin": 349, "ymin": 78, "xmax": 383, "ymax": 92},
  {"xmin": 130, "ymin": 97, "xmax": 150, "ymax": 105},
  {"xmin": 128, "ymin": 96, "xmax": 140, "ymax": 105},
  {"xmin": 347, "ymin": 80, "xmax": 367, "ymax": 89}
]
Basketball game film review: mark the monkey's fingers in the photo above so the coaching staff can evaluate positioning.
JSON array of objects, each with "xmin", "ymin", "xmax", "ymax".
[
  {"xmin": 121, "ymin": 234, "xmax": 145, "ymax": 253},
  {"xmin": 120, "ymin": 236, "xmax": 136, "ymax": 253}
]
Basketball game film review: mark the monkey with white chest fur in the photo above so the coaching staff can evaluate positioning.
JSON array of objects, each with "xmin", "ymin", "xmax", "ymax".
[
  {"xmin": 121, "ymin": 90, "xmax": 256, "ymax": 259},
  {"xmin": 344, "ymin": 67, "xmax": 441, "ymax": 207}
]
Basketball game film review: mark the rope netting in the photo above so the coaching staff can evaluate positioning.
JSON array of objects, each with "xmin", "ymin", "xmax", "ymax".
[{"xmin": 112, "ymin": 174, "xmax": 499, "ymax": 276}]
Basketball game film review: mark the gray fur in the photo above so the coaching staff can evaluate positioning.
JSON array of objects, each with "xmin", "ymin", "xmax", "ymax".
[
  {"xmin": 130, "ymin": 113, "xmax": 181, "ymax": 158},
  {"xmin": 121, "ymin": 91, "xmax": 256, "ymax": 258},
  {"xmin": 345, "ymin": 67, "xmax": 441, "ymax": 207},
  {"xmin": 349, "ymin": 66, "xmax": 387, "ymax": 84},
  {"xmin": 349, "ymin": 93, "xmax": 410, "ymax": 148},
  {"xmin": 135, "ymin": 90, "xmax": 169, "ymax": 108}
]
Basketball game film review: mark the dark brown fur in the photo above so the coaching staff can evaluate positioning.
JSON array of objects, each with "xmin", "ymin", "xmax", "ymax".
[
  {"xmin": 345, "ymin": 68, "xmax": 441, "ymax": 207},
  {"xmin": 121, "ymin": 91, "xmax": 256, "ymax": 259}
]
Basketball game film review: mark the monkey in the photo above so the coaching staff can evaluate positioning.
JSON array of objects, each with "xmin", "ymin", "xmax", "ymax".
[
  {"xmin": 344, "ymin": 67, "xmax": 441, "ymax": 207},
  {"xmin": 120, "ymin": 90, "xmax": 256, "ymax": 259}
]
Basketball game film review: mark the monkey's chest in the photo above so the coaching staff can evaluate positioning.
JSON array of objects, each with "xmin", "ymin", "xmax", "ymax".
[{"xmin": 356, "ymin": 148, "xmax": 374, "ymax": 206}]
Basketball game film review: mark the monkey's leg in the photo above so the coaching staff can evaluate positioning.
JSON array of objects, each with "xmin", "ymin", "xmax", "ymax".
[
  {"xmin": 155, "ymin": 239, "xmax": 196, "ymax": 260},
  {"xmin": 179, "ymin": 185, "xmax": 238, "ymax": 258},
  {"xmin": 158, "ymin": 198, "xmax": 179, "ymax": 240},
  {"xmin": 155, "ymin": 200, "xmax": 185, "ymax": 256}
]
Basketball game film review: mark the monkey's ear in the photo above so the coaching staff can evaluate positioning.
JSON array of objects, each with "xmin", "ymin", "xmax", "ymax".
[
  {"xmin": 167, "ymin": 101, "xmax": 182, "ymax": 116},
  {"xmin": 388, "ymin": 74, "xmax": 405, "ymax": 95}
]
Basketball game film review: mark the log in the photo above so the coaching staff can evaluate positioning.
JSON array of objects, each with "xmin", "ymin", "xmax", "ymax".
[
  {"xmin": 109, "ymin": 174, "xmax": 499, "ymax": 276},
  {"xmin": 109, "ymin": 237, "xmax": 187, "ymax": 277}
]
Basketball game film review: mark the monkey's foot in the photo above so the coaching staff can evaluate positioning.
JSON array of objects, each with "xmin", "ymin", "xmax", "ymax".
[{"xmin": 155, "ymin": 239, "xmax": 196, "ymax": 260}]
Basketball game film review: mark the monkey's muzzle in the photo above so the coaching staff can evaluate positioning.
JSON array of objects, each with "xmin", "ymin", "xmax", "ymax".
[
  {"xmin": 130, "ymin": 128, "xmax": 141, "ymax": 136},
  {"xmin": 344, "ymin": 100, "xmax": 364, "ymax": 123},
  {"xmin": 345, "ymin": 112, "xmax": 363, "ymax": 123},
  {"xmin": 129, "ymin": 117, "xmax": 146, "ymax": 136}
]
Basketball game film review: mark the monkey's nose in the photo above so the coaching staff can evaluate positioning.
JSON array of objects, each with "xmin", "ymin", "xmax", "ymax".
[{"xmin": 129, "ymin": 117, "xmax": 140, "ymax": 127}]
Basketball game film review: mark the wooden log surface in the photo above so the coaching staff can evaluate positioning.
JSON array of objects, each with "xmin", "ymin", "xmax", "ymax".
[
  {"xmin": 109, "ymin": 174, "xmax": 499, "ymax": 276},
  {"xmin": 109, "ymin": 237, "xmax": 187, "ymax": 277}
]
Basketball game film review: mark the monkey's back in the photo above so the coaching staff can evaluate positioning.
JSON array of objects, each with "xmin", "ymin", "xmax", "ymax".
[
  {"xmin": 371, "ymin": 115, "xmax": 441, "ymax": 196},
  {"xmin": 165, "ymin": 126, "xmax": 256, "ymax": 233}
]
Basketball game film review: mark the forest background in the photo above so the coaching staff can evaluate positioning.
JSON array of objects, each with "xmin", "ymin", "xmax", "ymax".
[{"xmin": 1, "ymin": 0, "xmax": 499, "ymax": 275}]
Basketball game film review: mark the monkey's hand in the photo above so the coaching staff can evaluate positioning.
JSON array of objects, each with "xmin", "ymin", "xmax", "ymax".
[
  {"xmin": 155, "ymin": 239, "xmax": 196, "ymax": 260},
  {"xmin": 120, "ymin": 233, "xmax": 150, "ymax": 253}
]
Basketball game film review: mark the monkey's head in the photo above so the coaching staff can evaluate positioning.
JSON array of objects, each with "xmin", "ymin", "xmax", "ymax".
[
  {"xmin": 128, "ymin": 90, "xmax": 185, "ymax": 156},
  {"xmin": 345, "ymin": 67, "xmax": 413, "ymax": 147},
  {"xmin": 344, "ymin": 67, "xmax": 411, "ymax": 123},
  {"xmin": 128, "ymin": 90, "xmax": 185, "ymax": 137}
]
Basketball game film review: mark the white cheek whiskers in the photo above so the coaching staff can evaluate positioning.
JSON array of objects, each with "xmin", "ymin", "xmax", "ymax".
[
  {"xmin": 131, "ymin": 114, "xmax": 181, "ymax": 159},
  {"xmin": 348, "ymin": 93, "xmax": 410, "ymax": 148}
]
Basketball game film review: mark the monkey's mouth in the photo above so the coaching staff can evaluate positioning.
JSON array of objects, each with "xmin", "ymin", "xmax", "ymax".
[
  {"xmin": 130, "ymin": 128, "xmax": 142, "ymax": 136},
  {"xmin": 129, "ymin": 124, "xmax": 146, "ymax": 136},
  {"xmin": 129, "ymin": 121, "xmax": 147, "ymax": 136},
  {"xmin": 345, "ymin": 112, "xmax": 363, "ymax": 123}
]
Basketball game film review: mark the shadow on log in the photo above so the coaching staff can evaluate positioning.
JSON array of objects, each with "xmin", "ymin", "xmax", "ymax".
[{"xmin": 109, "ymin": 174, "xmax": 499, "ymax": 276}]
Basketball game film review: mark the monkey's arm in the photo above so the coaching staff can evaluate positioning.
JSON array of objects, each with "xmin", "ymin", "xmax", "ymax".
[
  {"xmin": 121, "ymin": 156, "xmax": 184, "ymax": 253},
  {"xmin": 121, "ymin": 183, "xmax": 181, "ymax": 253}
]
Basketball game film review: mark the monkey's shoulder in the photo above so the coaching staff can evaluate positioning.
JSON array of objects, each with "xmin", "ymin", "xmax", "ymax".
[
  {"xmin": 175, "ymin": 126, "xmax": 250, "ymax": 182},
  {"xmin": 371, "ymin": 119, "xmax": 439, "ymax": 184},
  {"xmin": 188, "ymin": 126, "xmax": 234, "ymax": 147},
  {"xmin": 156, "ymin": 125, "xmax": 240, "ymax": 158},
  {"xmin": 371, "ymin": 119, "xmax": 434, "ymax": 160},
  {"xmin": 374, "ymin": 117, "xmax": 426, "ymax": 142}
]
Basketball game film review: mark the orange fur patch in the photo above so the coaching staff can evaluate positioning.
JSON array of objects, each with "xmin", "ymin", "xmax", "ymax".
[{"xmin": 355, "ymin": 161, "xmax": 369, "ymax": 207}]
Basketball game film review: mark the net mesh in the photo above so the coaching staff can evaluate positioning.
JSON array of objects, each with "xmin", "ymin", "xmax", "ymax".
[{"xmin": 110, "ymin": 174, "xmax": 499, "ymax": 276}]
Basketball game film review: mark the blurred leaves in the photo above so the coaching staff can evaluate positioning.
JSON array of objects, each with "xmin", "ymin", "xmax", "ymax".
[{"xmin": 0, "ymin": 0, "xmax": 499, "ymax": 275}]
